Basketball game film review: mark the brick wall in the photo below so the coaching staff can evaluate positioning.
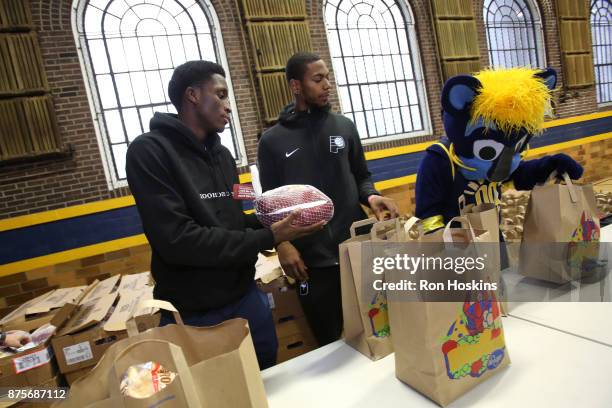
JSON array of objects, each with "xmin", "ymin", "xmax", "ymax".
[{"xmin": 0, "ymin": 0, "xmax": 608, "ymax": 220}]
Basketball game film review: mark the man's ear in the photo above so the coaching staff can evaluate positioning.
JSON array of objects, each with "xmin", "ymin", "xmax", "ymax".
[
  {"xmin": 534, "ymin": 68, "xmax": 557, "ymax": 90},
  {"xmin": 289, "ymin": 78, "xmax": 301, "ymax": 96},
  {"xmin": 185, "ymin": 86, "xmax": 199, "ymax": 105},
  {"xmin": 441, "ymin": 75, "xmax": 481, "ymax": 115}
]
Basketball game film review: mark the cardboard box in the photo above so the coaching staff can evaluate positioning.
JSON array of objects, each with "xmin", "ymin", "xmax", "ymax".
[
  {"xmin": 275, "ymin": 315, "xmax": 312, "ymax": 339},
  {"xmin": 25, "ymin": 287, "xmax": 85, "ymax": 316},
  {"xmin": 0, "ymin": 292, "xmax": 57, "ymax": 333},
  {"xmin": 277, "ymin": 332, "xmax": 317, "ymax": 363},
  {"xmin": 117, "ymin": 271, "xmax": 152, "ymax": 292},
  {"xmin": 103, "ymin": 286, "xmax": 155, "ymax": 332},
  {"xmin": 0, "ymin": 304, "xmax": 75, "ymax": 388},
  {"xmin": 258, "ymin": 277, "xmax": 304, "ymax": 323},
  {"xmin": 51, "ymin": 288, "xmax": 159, "ymax": 375},
  {"xmin": 0, "ymin": 285, "xmax": 87, "ymax": 333},
  {"xmin": 63, "ymin": 366, "xmax": 90, "ymax": 385},
  {"xmin": 78, "ymin": 275, "xmax": 120, "ymax": 304}
]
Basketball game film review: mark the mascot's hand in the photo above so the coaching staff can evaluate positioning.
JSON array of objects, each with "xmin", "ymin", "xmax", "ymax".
[{"xmin": 541, "ymin": 154, "xmax": 583, "ymax": 180}]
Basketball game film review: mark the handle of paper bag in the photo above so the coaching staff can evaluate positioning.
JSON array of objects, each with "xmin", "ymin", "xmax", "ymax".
[
  {"xmin": 443, "ymin": 216, "xmax": 477, "ymax": 243},
  {"xmin": 542, "ymin": 169, "xmax": 559, "ymax": 185},
  {"xmin": 540, "ymin": 171, "xmax": 578, "ymax": 203},
  {"xmin": 561, "ymin": 172, "xmax": 578, "ymax": 204},
  {"xmin": 369, "ymin": 218, "xmax": 400, "ymax": 241},
  {"xmin": 403, "ymin": 216, "xmax": 421, "ymax": 236},
  {"xmin": 108, "ymin": 339, "xmax": 201, "ymax": 408},
  {"xmin": 349, "ymin": 218, "xmax": 377, "ymax": 238},
  {"xmin": 126, "ymin": 299, "xmax": 183, "ymax": 337}
]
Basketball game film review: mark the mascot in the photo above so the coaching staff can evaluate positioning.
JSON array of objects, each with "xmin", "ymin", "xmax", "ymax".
[{"xmin": 415, "ymin": 67, "xmax": 583, "ymax": 232}]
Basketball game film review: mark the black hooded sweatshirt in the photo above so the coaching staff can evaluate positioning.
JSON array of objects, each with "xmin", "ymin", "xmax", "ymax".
[
  {"xmin": 257, "ymin": 104, "xmax": 379, "ymax": 268},
  {"xmin": 126, "ymin": 113, "xmax": 274, "ymax": 314}
]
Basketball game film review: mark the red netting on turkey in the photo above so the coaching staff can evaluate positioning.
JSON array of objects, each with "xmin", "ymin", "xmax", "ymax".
[{"xmin": 255, "ymin": 185, "xmax": 334, "ymax": 228}]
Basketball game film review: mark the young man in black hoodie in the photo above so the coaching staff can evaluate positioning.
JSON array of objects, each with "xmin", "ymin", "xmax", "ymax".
[
  {"xmin": 126, "ymin": 60, "xmax": 323, "ymax": 369},
  {"xmin": 257, "ymin": 53, "xmax": 399, "ymax": 346}
]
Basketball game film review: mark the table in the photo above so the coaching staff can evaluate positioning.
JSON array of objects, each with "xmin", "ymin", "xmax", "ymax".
[
  {"xmin": 262, "ymin": 316, "xmax": 612, "ymax": 407},
  {"xmin": 505, "ymin": 224, "xmax": 612, "ymax": 346}
]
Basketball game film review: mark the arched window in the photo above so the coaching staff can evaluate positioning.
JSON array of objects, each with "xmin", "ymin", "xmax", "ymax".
[
  {"xmin": 591, "ymin": 0, "xmax": 612, "ymax": 104},
  {"xmin": 323, "ymin": 0, "xmax": 431, "ymax": 142},
  {"xmin": 73, "ymin": 0, "xmax": 244, "ymax": 187},
  {"xmin": 483, "ymin": 0, "xmax": 545, "ymax": 68}
]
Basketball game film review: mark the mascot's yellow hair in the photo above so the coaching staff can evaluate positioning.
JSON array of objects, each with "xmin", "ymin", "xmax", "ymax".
[{"xmin": 472, "ymin": 67, "xmax": 553, "ymax": 136}]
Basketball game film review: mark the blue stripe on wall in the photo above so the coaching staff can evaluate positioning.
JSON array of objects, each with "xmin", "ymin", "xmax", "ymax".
[
  {"xmin": 2, "ymin": 116, "xmax": 610, "ymax": 265},
  {"xmin": 532, "ymin": 116, "xmax": 612, "ymax": 148},
  {"xmin": 0, "ymin": 207, "xmax": 143, "ymax": 265}
]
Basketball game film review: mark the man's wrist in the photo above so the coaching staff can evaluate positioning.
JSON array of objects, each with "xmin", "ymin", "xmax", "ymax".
[
  {"xmin": 367, "ymin": 195, "xmax": 380, "ymax": 206},
  {"xmin": 0, "ymin": 332, "xmax": 6, "ymax": 347}
]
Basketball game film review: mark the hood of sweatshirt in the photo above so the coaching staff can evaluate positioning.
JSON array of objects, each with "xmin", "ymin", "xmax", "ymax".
[
  {"xmin": 149, "ymin": 112, "xmax": 223, "ymax": 158},
  {"xmin": 277, "ymin": 102, "xmax": 332, "ymax": 126}
]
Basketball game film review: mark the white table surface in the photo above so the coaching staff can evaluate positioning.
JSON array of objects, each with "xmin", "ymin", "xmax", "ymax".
[
  {"xmin": 505, "ymin": 224, "xmax": 612, "ymax": 345},
  {"xmin": 262, "ymin": 316, "xmax": 612, "ymax": 408}
]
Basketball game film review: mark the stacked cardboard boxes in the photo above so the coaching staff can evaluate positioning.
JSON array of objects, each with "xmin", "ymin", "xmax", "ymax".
[
  {"xmin": 255, "ymin": 254, "xmax": 317, "ymax": 363},
  {"xmin": 51, "ymin": 272, "xmax": 159, "ymax": 385},
  {"xmin": 0, "ymin": 271, "xmax": 160, "ymax": 400},
  {"xmin": 0, "ymin": 286, "xmax": 87, "ymax": 397}
]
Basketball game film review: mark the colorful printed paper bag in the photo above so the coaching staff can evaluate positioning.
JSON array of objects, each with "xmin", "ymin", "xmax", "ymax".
[
  {"xmin": 520, "ymin": 173, "xmax": 600, "ymax": 283},
  {"xmin": 386, "ymin": 217, "xmax": 509, "ymax": 406},
  {"xmin": 339, "ymin": 218, "xmax": 399, "ymax": 360}
]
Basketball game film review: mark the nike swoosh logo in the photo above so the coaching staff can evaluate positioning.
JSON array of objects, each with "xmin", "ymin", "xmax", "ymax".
[{"xmin": 285, "ymin": 148, "xmax": 300, "ymax": 158}]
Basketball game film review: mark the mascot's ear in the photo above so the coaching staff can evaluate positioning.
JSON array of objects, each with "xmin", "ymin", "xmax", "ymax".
[
  {"xmin": 441, "ymin": 75, "xmax": 481, "ymax": 115},
  {"xmin": 535, "ymin": 68, "xmax": 557, "ymax": 90}
]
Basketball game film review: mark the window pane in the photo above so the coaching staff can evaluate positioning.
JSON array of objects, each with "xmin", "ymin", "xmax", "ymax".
[
  {"xmin": 591, "ymin": 0, "xmax": 612, "ymax": 104},
  {"xmin": 87, "ymin": 40, "xmax": 109, "ymax": 74},
  {"xmin": 324, "ymin": 0, "xmax": 428, "ymax": 139},
  {"xmin": 484, "ymin": 0, "xmax": 544, "ymax": 68},
  {"xmin": 96, "ymin": 74, "xmax": 117, "ymax": 108},
  {"xmin": 146, "ymin": 71, "xmax": 165, "ymax": 104},
  {"xmin": 123, "ymin": 108, "xmax": 142, "ymax": 141},
  {"xmin": 115, "ymin": 73, "xmax": 136, "ymax": 107},
  {"xmin": 104, "ymin": 109, "xmax": 125, "ymax": 143},
  {"xmin": 112, "ymin": 143, "xmax": 128, "ymax": 179},
  {"xmin": 138, "ymin": 37, "xmax": 158, "ymax": 70},
  {"xmin": 79, "ymin": 0, "xmax": 243, "ymax": 183}
]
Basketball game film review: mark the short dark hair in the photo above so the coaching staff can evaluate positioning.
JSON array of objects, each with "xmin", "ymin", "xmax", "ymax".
[
  {"xmin": 285, "ymin": 52, "xmax": 321, "ymax": 82},
  {"xmin": 168, "ymin": 60, "xmax": 225, "ymax": 110}
]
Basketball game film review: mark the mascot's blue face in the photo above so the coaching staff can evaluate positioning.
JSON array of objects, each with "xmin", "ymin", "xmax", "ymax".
[{"xmin": 441, "ymin": 69, "xmax": 557, "ymax": 182}]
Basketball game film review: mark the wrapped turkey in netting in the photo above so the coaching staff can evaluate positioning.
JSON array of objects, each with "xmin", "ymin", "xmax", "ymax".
[
  {"xmin": 255, "ymin": 185, "xmax": 334, "ymax": 228},
  {"xmin": 120, "ymin": 361, "xmax": 177, "ymax": 399}
]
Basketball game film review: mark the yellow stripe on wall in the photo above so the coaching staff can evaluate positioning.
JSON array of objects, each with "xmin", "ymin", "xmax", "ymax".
[
  {"xmin": 0, "ymin": 196, "xmax": 136, "ymax": 232},
  {"xmin": 375, "ymin": 174, "xmax": 418, "ymax": 190},
  {"xmin": 0, "ymin": 234, "xmax": 149, "ymax": 277}
]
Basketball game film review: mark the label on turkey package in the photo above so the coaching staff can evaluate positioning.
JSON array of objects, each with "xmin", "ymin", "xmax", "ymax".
[{"xmin": 233, "ymin": 184, "xmax": 256, "ymax": 200}]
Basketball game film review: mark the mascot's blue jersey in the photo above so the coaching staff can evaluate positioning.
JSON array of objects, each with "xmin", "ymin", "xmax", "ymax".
[{"xmin": 415, "ymin": 138, "xmax": 548, "ymax": 227}]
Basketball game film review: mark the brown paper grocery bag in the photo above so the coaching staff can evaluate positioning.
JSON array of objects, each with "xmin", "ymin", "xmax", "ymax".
[
  {"xmin": 462, "ymin": 203, "xmax": 508, "ymax": 313},
  {"xmin": 86, "ymin": 340, "xmax": 202, "ymax": 408},
  {"xmin": 55, "ymin": 300, "xmax": 267, "ymax": 408},
  {"xmin": 339, "ymin": 218, "xmax": 403, "ymax": 360},
  {"xmin": 520, "ymin": 172, "xmax": 601, "ymax": 283},
  {"xmin": 462, "ymin": 203, "xmax": 500, "ymax": 243},
  {"xmin": 386, "ymin": 217, "xmax": 509, "ymax": 406}
]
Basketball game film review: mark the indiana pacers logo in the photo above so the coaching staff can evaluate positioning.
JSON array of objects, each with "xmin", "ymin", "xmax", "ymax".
[
  {"xmin": 330, "ymin": 136, "xmax": 345, "ymax": 153},
  {"xmin": 458, "ymin": 180, "xmax": 501, "ymax": 212}
]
